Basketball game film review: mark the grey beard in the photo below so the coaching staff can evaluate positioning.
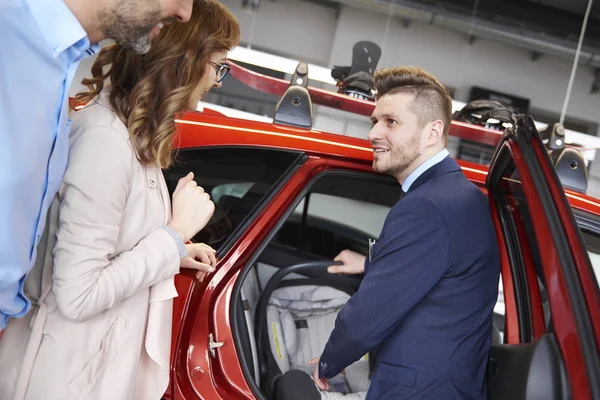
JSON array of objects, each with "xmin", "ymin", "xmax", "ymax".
[
  {"xmin": 124, "ymin": 34, "xmax": 152, "ymax": 54},
  {"xmin": 99, "ymin": 1, "xmax": 160, "ymax": 55}
]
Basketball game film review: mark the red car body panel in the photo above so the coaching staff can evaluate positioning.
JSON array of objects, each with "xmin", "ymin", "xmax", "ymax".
[{"xmin": 166, "ymin": 106, "xmax": 600, "ymax": 400}]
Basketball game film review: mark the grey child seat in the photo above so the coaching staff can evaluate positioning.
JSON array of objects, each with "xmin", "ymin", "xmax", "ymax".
[{"xmin": 255, "ymin": 262, "xmax": 370, "ymax": 400}]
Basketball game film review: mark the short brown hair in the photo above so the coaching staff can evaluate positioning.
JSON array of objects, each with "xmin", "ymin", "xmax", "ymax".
[
  {"xmin": 74, "ymin": 0, "xmax": 240, "ymax": 168},
  {"xmin": 374, "ymin": 66, "xmax": 452, "ymax": 145}
]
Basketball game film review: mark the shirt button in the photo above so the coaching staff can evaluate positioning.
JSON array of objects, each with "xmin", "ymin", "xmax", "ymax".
[{"xmin": 52, "ymin": 45, "xmax": 61, "ymax": 53}]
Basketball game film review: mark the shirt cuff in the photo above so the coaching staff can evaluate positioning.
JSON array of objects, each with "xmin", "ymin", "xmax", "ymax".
[{"xmin": 160, "ymin": 226, "xmax": 188, "ymax": 259}]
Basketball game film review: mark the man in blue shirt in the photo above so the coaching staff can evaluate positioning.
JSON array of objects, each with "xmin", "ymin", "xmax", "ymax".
[{"xmin": 0, "ymin": 0, "xmax": 193, "ymax": 330}]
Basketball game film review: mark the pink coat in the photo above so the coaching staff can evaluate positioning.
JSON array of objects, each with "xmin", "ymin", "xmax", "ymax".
[{"xmin": 0, "ymin": 92, "xmax": 181, "ymax": 400}]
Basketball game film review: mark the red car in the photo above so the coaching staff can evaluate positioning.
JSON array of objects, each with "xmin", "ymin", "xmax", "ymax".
[{"xmin": 162, "ymin": 63, "xmax": 600, "ymax": 400}]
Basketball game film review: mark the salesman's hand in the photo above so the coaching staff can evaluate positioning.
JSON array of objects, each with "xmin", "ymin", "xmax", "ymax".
[
  {"xmin": 309, "ymin": 357, "xmax": 329, "ymax": 391},
  {"xmin": 181, "ymin": 243, "xmax": 217, "ymax": 281},
  {"xmin": 168, "ymin": 172, "xmax": 215, "ymax": 242},
  {"xmin": 327, "ymin": 250, "xmax": 366, "ymax": 275}
]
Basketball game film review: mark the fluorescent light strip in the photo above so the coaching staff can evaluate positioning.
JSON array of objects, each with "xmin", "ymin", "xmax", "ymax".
[
  {"xmin": 196, "ymin": 101, "xmax": 272, "ymax": 123},
  {"xmin": 229, "ymin": 46, "xmax": 337, "ymax": 86}
]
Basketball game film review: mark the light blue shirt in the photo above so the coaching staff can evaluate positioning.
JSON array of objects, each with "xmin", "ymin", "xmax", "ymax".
[
  {"xmin": 0, "ymin": 0, "xmax": 98, "ymax": 329},
  {"xmin": 402, "ymin": 149, "xmax": 450, "ymax": 192}
]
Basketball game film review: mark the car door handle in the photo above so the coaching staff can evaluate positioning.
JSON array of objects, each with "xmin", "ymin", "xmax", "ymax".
[{"xmin": 209, "ymin": 333, "xmax": 224, "ymax": 358}]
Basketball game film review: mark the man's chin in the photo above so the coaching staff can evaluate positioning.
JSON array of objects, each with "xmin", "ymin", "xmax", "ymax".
[
  {"xmin": 123, "ymin": 34, "xmax": 152, "ymax": 54},
  {"xmin": 372, "ymin": 162, "xmax": 389, "ymax": 175}
]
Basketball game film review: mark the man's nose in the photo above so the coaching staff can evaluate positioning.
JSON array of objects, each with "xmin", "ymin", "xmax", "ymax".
[
  {"xmin": 174, "ymin": 0, "xmax": 193, "ymax": 23},
  {"xmin": 367, "ymin": 124, "xmax": 381, "ymax": 142},
  {"xmin": 213, "ymin": 81, "xmax": 223, "ymax": 89}
]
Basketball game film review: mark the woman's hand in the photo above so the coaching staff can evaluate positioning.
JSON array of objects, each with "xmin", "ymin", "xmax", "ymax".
[
  {"xmin": 167, "ymin": 172, "xmax": 215, "ymax": 243},
  {"xmin": 181, "ymin": 242, "xmax": 217, "ymax": 281}
]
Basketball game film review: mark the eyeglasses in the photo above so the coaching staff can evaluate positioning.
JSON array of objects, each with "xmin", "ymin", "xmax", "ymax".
[{"xmin": 209, "ymin": 61, "xmax": 231, "ymax": 83}]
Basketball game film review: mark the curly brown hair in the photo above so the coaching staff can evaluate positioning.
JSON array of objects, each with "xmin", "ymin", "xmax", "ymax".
[
  {"xmin": 374, "ymin": 66, "xmax": 452, "ymax": 146},
  {"xmin": 74, "ymin": 0, "xmax": 240, "ymax": 168}
]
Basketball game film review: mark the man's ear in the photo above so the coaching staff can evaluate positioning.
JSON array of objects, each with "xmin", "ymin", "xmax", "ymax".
[{"xmin": 427, "ymin": 120, "xmax": 444, "ymax": 146}]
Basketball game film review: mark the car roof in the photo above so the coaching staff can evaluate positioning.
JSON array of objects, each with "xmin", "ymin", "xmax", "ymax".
[{"xmin": 174, "ymin": 109, "xmax": 600, "ymax": 216}]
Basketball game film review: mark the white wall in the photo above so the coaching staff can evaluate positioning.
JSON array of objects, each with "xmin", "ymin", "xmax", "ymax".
[
  {"xmin": 219, "ymin": 0, "xmax": 338, "ymax": 65},
  {"xmin": 329, "ymin": 5, "xmax": 600, "ymax": 130}
]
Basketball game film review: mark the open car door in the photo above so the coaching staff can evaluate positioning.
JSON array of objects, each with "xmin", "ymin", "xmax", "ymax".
[{"xmin": 486, "ymin": 115, "xmax": 600, "ymax": 400}]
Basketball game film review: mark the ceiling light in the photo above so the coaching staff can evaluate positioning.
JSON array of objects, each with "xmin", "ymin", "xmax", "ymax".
[{"xmin": 229, "ymin": 46, "xmax": 337, "ymax": 86}]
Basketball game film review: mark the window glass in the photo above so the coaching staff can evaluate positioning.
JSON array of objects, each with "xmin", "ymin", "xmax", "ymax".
[
  {"xmin": 273, "ymin": 173, "xmax": 400, "ymax": 260},
  {"xmin": 163, "ymin": 147, "xmax": 301, "ymax": 250}
]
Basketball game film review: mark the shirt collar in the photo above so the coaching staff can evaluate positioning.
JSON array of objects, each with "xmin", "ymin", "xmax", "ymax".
[
  {"xmin": 402, "ymin": 149, "xmax": 450, "ymax": 192},
  {"xmin": 25, "ymin": 0, "xmax": 90, "ymax": 58}
]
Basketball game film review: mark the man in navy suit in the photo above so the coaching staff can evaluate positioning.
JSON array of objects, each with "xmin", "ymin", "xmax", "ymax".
[{"xmin": 310, "ymin": 66, "xmax": 500, "ymax": 399}]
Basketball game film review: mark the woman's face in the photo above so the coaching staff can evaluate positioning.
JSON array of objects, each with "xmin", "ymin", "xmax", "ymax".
[{"xmin": 188, "ymin": 50, "xmax": 229, "ymax": 109}]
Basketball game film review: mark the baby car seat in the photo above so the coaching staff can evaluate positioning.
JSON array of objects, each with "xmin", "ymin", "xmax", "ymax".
[{"xmin": 255, "ymin": 262, "xmax": 371, "ymax": 400}]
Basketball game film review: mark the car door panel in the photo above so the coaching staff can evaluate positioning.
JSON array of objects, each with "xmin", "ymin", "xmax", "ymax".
[
  {"xmin": 172, "ymin": 157, "xmax": 375, "ymax": 399},
  {"xmin": 488, "ymin": 334, "xmax": 569, "ymax": 400},
  {"xmin": 486, "ymin": 115, "xmax": 600, "ymax": 400}
]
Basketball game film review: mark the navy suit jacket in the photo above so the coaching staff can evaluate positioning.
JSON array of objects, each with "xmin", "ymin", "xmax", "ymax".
[{"xmin": 319, "ymin": 157, "xmax": 500, "ymax": 400}]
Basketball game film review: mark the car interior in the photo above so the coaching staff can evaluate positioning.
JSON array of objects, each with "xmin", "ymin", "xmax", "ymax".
[{"xmin": 229, "ymin": 171, "xmax": 507, "ymax": 400}]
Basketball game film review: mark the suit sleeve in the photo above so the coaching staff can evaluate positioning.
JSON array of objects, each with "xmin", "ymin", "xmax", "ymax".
[
  {"xmin": 319, "ymin": 197, "xmax": 451, "ymax": 378},
  {"xmin": 52, "ymin": 127, "xmax": 181, "ymax": 322}
]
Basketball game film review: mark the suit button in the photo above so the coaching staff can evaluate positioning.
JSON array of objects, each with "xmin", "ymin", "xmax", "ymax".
[{"xmin": 320, "ymin": 361, "xmax": 328, "ymax": 369}]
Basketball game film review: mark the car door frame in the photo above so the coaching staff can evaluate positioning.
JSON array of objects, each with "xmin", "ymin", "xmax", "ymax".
[{"xmin": 486, "ymin": 115, "xmax": 600, "ymax": 400}]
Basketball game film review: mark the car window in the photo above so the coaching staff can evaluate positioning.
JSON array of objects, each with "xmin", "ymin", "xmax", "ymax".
[
  {"xmin": 272, "ymin": 172, "xmax": 400, "ymax": 259},
  {"xmin": 293, "ymin": 194, "xmax": 391, "ymax": 238},
  {"xmin": 163, "ymin": 147, "xmax": 302, "ymax": 251}
]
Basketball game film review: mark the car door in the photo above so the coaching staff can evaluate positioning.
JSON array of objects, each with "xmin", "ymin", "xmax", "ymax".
[
  {"xmin": 161, "ymin": 146, "xmax": 307, "ymax": 400},
  {"xmin": 486, "ymin": 115, "xmax": 600, "ymax": 400}
]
